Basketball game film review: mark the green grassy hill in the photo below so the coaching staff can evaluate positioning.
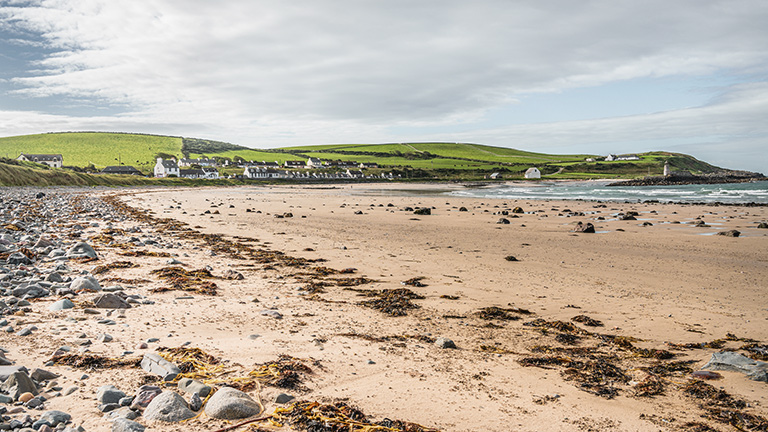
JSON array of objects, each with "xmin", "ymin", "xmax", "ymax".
[
  {"xmin": 0, "ymin": 132, "xmax": 184, "ymax": 173},
  {"xmin": 0, "ymin": 132, "xmax": 732, "ymax": 181}
]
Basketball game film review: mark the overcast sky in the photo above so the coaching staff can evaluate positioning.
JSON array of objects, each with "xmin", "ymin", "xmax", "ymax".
[{"xmin": 1, "ymin": 0, "xmax": 766, "ymax": 172}]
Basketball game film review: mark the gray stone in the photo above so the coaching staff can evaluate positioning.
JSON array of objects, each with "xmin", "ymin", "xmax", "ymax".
[
  {"xmin": 63, "ymin": 386, "xmax": 78, "ymax": 396},
  {"xmin": 140, "ymin": 353, "xmax": 181, "ymax": 381},
  {"xmin": 39, "ymin": 410, "xmax": 70, "ymax": 427},
  {"xmin": 275, "ymin": 393, "xmax": 294, "ymax": 404},
  {"xmin": 30, "ymin": 368, "xmax": 59, "ymax": 382},
  {"xmin": 259, "ymin": 309, "xmax": 282, "ymax": 319},
  {"xmin": 6, "ymin": 252, "xmax": 32, "ymax": 266},
  {"xmin": 45, "ymin": 272, "xmax": 64, "ymax": 283},
  {"xmin": 70, "ymin": 275, "xmax": 100, "ymax": 292},
  {"xmin": 435, "ymin": 337, "xmax": 457, "ymax": 349},
  {"xmin": 702, "ymin": 351, "xmax": 768, "ymax": 381},
  {"xmin": 17, "ymin": 326, "xmax": 35, "ymax": 336},
  {"xmin": 188, "ymin": 393, "xmax": 202, "ymax": 412},
  {"xmin": 93, "ymin": 293, "xmax": 131, "ymax": 309},
  {"xmin": 99, "ymin": 403, "xmax": 121, "ymax": 413},
  {"xmin": 143, "ymin": 391, "xmax": 195, "ymax": 422},
  {"xmin": 1, "ymin": 371, "xmax": 38, "ymax": 400},
  {"xmin": 111, "ymin": 418, "xmax": 145, "ymax": 432},
  {"xmin": 178, "ymin": 378, "xmax": 211, "ymax": 398},
  {"xmin": 204, "ymin": 387, "xmax": 261, "ymax": 420},
  {"xmin": 99, "ymin": 333, "xmax": 114, "ymax": 343},
  {"xmin": 11, "ymin": 284, "xmax": 48, "ymax": 299},
  {"xmin": 49, "ymin": 299, "xmax": 75, "ymax": 311},
  {"xmin": 66, "ymin": 242, "xmax": 97, "ymax": 259},
  {"xmin": 108, "ymin": 406, "xmax": 140, "ymax": 420},
  {"xmin": 97, "ymin": 385, "xmax": 126, "ymax": 404},
  {"xmin": 130, "ymin": 385, "xmax": 162, "ymax": 410}
]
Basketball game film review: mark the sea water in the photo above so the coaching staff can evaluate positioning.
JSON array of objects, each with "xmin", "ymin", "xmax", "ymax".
[{"xmin": 448, "ymin": 180, "xmax": 768, "ymax": 204}]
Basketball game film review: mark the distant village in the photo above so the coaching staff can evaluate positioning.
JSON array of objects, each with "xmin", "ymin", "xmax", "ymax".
[{"xmin": 15, "ymin": 152, "xmax": 642, "ymax": 180}]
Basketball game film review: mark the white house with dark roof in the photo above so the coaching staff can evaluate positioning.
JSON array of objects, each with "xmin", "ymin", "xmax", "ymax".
[
  {"xmin": 306, "ymin": 157, "xmax": 323, "ymax": 168},
  {"xmin": 17, "ymin": 153, "xmax": 63, "ymax": 168},
  {"xmin": 524, "ymin": 167, "xmax": 541, "ymax": 179},
  {"xmin": 154, "ymin": 158, "xmax": 179, "ymax": 177}
]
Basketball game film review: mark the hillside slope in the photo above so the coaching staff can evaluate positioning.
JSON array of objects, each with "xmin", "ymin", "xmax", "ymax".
[{"xmin": 0, "ymin": 132, "xmax": 740, "ymax": 180}]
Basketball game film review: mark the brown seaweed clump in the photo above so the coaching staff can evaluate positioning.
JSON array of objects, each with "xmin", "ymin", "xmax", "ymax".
[
  {"xmin": 92, "ymin": 260, "xmax": 138, "ymax": 275},
  {"xmin": 51, "ymin": 353, "xmax": 142, "ymax": 369},
  {"xmin": 476, "ymin": 306, "xmax": 532, "ymax": 321},
  {"xmin": 350, "ymin": 288, "xmax": 425, "ymax": 317},
  {"xmin": 248, "ymin": 355, "xmax": 317, "ymax": 391},
  {"xmin": 272, "ymin": 400, "xmax": 440, "ymax": 432},
  {"xmin": 149, "ymin": 266, "xmax": 219, "ymax": 295},
  {"xmin": 571, "ymin": 315, "xmax": 604, "ymax": 327}
]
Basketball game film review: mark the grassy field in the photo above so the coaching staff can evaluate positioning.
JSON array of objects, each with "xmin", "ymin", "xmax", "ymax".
[{"xmin": 0, "ymin": 132, "xmax": 183, "ymax": 173}]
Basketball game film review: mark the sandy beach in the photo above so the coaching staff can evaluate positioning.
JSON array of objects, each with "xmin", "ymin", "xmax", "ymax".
[{"xmin": 3, "ymin": 183, "xmax": 768, "ymax": 432}]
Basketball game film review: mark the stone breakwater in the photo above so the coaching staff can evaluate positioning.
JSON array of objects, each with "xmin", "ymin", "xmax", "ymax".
[{"xmin": 608, "ymin": 172, "xmax": 765, "ymax": 187}]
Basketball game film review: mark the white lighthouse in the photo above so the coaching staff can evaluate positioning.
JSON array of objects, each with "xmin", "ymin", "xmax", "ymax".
[{"xmin": 663, "ymin": 161, "xmax": 671, "ymax": 177}]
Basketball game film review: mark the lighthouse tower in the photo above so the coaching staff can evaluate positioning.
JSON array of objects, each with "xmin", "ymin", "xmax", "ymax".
[{"xmin": 663, "ymin": 161, "xmax": 671, "ymax": 177}]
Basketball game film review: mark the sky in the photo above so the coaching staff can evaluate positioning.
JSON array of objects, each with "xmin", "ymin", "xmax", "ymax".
[{"xmin": 0, "ymin": 0, "xmax": 767, "ymax": 173}]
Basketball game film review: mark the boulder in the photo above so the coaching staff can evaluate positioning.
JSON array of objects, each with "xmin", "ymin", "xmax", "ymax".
[
  {"xmin": 6, "ymin": 252, "xmax": 32, "ymax": 266},
  {"xmin": 30, "ymin": 368, "xmax": 59, "ymax": 382},
  {"xmin": 573, "ymin": 222, "xmax": 595, "ymax": 233},
  {"xmin": 112, "ymin": 418, "xmax": 146, "ymax": 432},
  {"xmin": 66, "ymin": 242, "xmax": 98, "ymax": 259},
  {"xmin": 70, "ymin": 275, "xmax": 101, "ymax": 292},
  {"xmin": 140, "ymin": 354, "xmax": 181, "ymax": 381},
  {"xmin": 701, "ymin": 351, "xmax": 768, "ymax": 382},
  {"xmin": 413, "ymin": 207, "xmax": 431, "ymax": 216},
  {"xmin": 49, "ymin": 299, "xmax": 75, "ymax": 311},
  {"xmin": 98, "ymin": 385, "xmax": 127, "ymax": 404},
  {"xmin": 130, "ymin": 385, "xmax": 162, "ymax": 410},
  {"xmin": 758, "ymin": 222, "xmax": 768, "ymax": 229},
  {"xmin": 511, "ymin": 207, "xmax": 524, "ymax": 214},
  {"xmin": 497, "ymin": 218, "xmax": 510, "ymax": 224},
  {"xmin": 178, "ymin": 378, "xmax": 211, "ymax": 397},
  {"xmin": 37, "ymin": 410, "xmax": 71, "ymax": 428},
  {"xmin": 204, "ymin": 387, "xmax": 262, "ymax": 420},
  {"xmin": 1, "ymin": 371, "xmax": 38, "ymax": 400},
  {"xmin": 143, "ymin": 391, "xmax": 195, "ymax": 422},
  {"xmin": 0, "ymin": 365, "xmax": 29, "ymax": 381},
  {"xmin": 93, "ymin": 293, "xmax": 131, "ymax": 309},
  {"xmin": 435, "ymin": 337, "xmax": 457, "ymax": 349},
  {"xmin": 717, "ymin": 230, "xmax": 740, "ymax": 237}
]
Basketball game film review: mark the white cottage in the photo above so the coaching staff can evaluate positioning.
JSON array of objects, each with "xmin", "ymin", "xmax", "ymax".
[
  {"xmin": 17, "ymin": 153, "xmax": 63, "ymax": 168},
  {"xmin": 154, "ymin": 158, "xmax": 179, "ymax": 177},
  {"xmin": 524, "ymin": 167, "xmax": 541, "ymax": 179}
]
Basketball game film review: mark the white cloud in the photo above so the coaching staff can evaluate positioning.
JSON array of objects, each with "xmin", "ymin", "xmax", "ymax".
[{"xmin": 0, "ymin": 0, "xmax": 767, "ymax": 172}]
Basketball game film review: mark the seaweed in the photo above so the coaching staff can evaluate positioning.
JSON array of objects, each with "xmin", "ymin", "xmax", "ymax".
[
  {"xmin": 633, "ymin": 375, "xmax": 665, "ymax": 397},
  {"xmin": 272, "ymin": 400, "xmax": 439, "ymax": 432},
  {"xmin": 524, "ymin": 318, "xmax": 581, "ymax": 334},
  {"xmin": 740, "ymin": 343, "xmax": 768, "ymax": 361},
  {"xmin": 476, "ymin": 306, "xmax": 531, "ymax": 321},
  {"xmin": 248, "ymin": 355, "xmax": 316, "ymax": 391},
  {"xmin": 92, "ymin": 260, "xmax": 138, "ymax": 275},
  {"xmin": 119, "ymin": 250, "xmax": 172, "ymax": 258},
  {"xmin": 350, "ymin": 288, "xmax": 425, "ymax": 316},
  {"xmin": 402, "ymin": 276, "xmax": 427, "ymax": 287},
  {"xmin": 150, "ymin": 266, "xmax": 219, "ymax": 295},
  {"xmin": 571, "ymin": 315, "xmax": 604, "ymax": 327},
  {"xmin": 51, "ymin": 353, "xmax": 141, "ymax": 369},
  {"xmin": 643, "ymin": 360, "xmax": 696, "ymax": 376}
]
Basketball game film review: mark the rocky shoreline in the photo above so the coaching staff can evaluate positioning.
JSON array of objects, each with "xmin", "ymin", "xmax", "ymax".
[{"xmin": 607, "ymin": 172, "xmax": 766, "ymax": 187}]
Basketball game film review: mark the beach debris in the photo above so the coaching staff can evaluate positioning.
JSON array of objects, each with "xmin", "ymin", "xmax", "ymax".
[
  {"xmin": 155, "ymin": 346, "xmax": 224, "ymax": 382},
  {"xmin": 150, "ymin": 266, "xmax": 219, "ymax": 295},
  {"xmin": 477, "ymin": 306, "xmax": 531, "ymax": 321},
  {"xmin": 92, "ymin": 260, "xmax": 138, "ymax": 275},
  {"xmin": 691, "ymin": 371, "xmax": 722, "ymax": 380},
  {"xmin": 247, "ymin": 355, "xmax": 316, "ymax": 390},
  {"xmin": 401, "ymin": 276, "xmax": 427, "ymax": 287},
  {"xmin": 573, "ymin": 222, "xmax": 595, "ymax": 233},
  {"xmin": 440, "ymin": 294, "xmax": 459, "ymax": 300},
  {"xmin": 716, "ymin": 229, "xmax": 740, "ymax": 237},
  {"xmin": 352, "ymin": 288, "xmax": 425, "ymax": 316},
  {"xmin": 51, "ymin": 353, "xmax": 142, "ymax": 369},
  {"xmin": 271, "ymin": 400, "xmax": 440, "ymax": 432},
  {"xmin": 701, "ymin": 351, "xmax": 768, "ymax": 382},
  {"xmin": 571, "ymin": 315, "xmax": 604, "ymax": 327},
  {"xmin": 632, "ymin": 375, "xmax": 665, "ymax": 397}
]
